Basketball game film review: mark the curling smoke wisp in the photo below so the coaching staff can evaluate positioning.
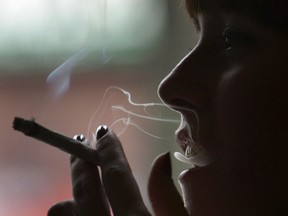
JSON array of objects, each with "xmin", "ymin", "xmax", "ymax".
[
  {"xmin": 87, "ymin": 86, "xmax": 181, "ymax": 145},
  {"xmin": 46, "ymin": 0, "xmax": 111, "ymax": 98}
]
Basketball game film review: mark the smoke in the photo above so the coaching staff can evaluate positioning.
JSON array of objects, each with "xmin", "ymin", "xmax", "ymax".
[
  {"xmin": 46, "ymin": 48, "xmax": 89, "ymax": 98},
  {"xmin": 46, "ymin": 0, "xmax": 111, "ymax": 98},
  {"xmin": 86, "ymin": 86, "xmax": 181, "ymax": 145},
  {"xmin": 44, "ymin": 1, "xmax": 180, "ymax": 141}
]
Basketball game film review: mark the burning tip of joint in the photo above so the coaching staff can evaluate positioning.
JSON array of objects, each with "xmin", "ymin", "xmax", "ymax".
[{"xmin": 13, "ymin": 117, "xmax": 38, "ymax": 135}]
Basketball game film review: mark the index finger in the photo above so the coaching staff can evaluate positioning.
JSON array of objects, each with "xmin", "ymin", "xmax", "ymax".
[
  {"xmin": 95, "ymin": 127, "xmax": 151, "ymax": 216},
  {"xmin": 70, "ymin": 156, "xmax": 111, "ymax": 216},
  {"xmin": 70, "ymin": 134, "xmax": 110, "ymax": 216}
]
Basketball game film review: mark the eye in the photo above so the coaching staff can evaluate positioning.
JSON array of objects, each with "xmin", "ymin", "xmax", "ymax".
[
  {"xmin": 222, "ymin": 27, "xmax": 254, "ymax": 51},
  {"xmin": 223, "ymin": 30, "xmax": 234, "ymax": 50}
]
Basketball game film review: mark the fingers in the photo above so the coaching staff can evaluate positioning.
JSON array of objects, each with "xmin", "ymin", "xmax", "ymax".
[
  {"xmin": 148, "ymin": 152, "xmax": 189, "ymax": 216},
  {"xmin": 70, "ymin": 155, "xmax": 110, "ymax": 216},
  {"xmin": 95, "ymin": 128, "xmax": 151, "ymax": 216},
  {"xmin": 47, "ymin": 200, "xmax": 76, "ymax": 216}
]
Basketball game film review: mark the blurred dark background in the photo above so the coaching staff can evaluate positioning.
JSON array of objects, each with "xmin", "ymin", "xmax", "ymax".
[{"xmin": 0, "ymin": 0, "xmax": 197, "ymax": 215}]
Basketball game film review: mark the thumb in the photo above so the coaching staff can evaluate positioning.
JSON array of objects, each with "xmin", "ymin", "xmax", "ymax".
[
  {"xmin": 47, "ymin": 200, "xmax": 76, "ymax": 216},
  {"xmin": 148, "ymin": 152, "xmax": 189, "ymax": 216}
]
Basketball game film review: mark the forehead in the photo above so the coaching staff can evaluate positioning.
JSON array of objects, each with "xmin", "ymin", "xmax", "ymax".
[
  {"xmin": 185, "ymin": 0, "xmax": 288, "ymax": 33},
  {"xmin": 185, "ymin": 0, "xmax": 269, "ymax": 17}
]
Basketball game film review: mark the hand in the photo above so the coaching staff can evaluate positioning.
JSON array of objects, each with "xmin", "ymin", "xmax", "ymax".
[{"xmin": 47, "ymin": 127, "xmax": 188, "ymax": 216}]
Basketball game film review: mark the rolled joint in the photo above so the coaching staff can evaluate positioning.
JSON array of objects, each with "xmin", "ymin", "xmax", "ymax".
[{"xmin": 13, "ymin": 117, "xmax": 98, "ymax": 164}]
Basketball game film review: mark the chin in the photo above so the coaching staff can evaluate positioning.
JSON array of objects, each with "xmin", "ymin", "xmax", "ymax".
[{"xmin": 178, "ymin": 155, "xmax": 288, "ymax": 216}]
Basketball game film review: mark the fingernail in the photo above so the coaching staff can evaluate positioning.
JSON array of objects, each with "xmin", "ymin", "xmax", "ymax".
[
  {"xmin": 163, "ymin": 152, "xmax": 172, "ymax": 177},
  {"xmin": 96, "ymin": 125, "xmax": 108, "ymax": 140},
  {"xmin": 73, "ymin": 134, "xmax": 86, "ymax": 142}
]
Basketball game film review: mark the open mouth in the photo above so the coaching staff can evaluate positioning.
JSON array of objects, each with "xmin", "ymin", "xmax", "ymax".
[{"xmin": 174, "ymin": 121, "xmax": 212, "ymax": 168}]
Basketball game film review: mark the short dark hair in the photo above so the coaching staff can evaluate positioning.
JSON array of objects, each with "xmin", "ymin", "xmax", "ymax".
[{"xmin": 185, "ymin": 0, "xmax": 288, "ymax": 33}]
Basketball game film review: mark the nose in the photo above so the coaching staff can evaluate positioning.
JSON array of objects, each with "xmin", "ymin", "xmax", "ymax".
[{"xmin": 158, "ymin": 49, "xmax": 210, "ymax": 111}]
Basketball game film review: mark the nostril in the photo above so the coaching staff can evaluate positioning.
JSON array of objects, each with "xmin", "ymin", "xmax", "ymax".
[
  {"xmin": 158, "ymin": 79, "xmax": 207, "ymax": 111},
  {"xmin": 169, "ymin": 99, "xmax": 198, "ymax": 111}
]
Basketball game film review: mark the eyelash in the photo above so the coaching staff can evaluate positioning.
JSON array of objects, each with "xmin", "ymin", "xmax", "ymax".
[{"xmin": 222, "ymin": 27, "xmax": 253, "ymax": 51}]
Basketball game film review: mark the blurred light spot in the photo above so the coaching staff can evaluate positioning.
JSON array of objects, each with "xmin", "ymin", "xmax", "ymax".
[{"xmin": 0, "ymin": 0, "xmax": 168, "ymax": 72}]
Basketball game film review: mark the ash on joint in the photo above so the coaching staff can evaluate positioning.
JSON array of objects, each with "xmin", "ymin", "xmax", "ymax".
[{"xmin": 13, "ymin": 117, "xmax": 39, "ymax": 136}]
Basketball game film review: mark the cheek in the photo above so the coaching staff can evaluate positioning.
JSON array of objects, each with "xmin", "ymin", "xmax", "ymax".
[
  {"xmin": 214, "ymin": 65, "xmax": 288, "ymax": 204},
  {"xmin": 215, "ymin": 65, "xmax": 288, "ymax": 165}
]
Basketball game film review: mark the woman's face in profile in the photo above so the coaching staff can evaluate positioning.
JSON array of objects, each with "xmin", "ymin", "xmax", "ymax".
[{"xmin": 158, "ymin": 1, "xmax": 288, "ymax": 215}]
